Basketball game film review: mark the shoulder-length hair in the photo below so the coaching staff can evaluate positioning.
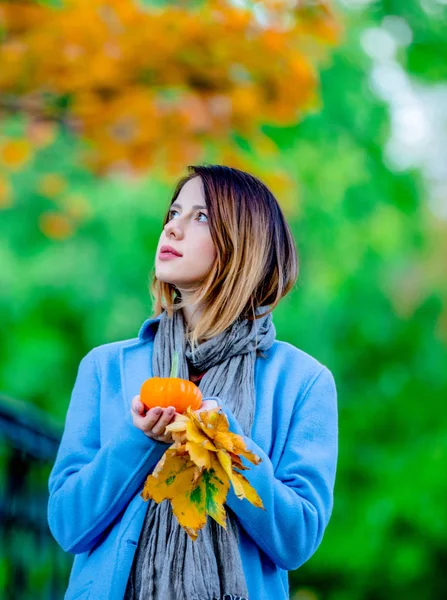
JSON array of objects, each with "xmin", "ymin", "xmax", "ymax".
[{"xmin": 149, "ymin": 164, "xmax": 298, "ymax": 357}]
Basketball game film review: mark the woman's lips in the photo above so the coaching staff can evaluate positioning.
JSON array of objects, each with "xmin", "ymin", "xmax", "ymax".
[{"xmin": 159, "ymin": 251, "xmax": 182, "ymax": 260}]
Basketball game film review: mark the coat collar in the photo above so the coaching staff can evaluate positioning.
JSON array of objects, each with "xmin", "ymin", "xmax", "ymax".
[
  {"xmin": 137, "ymin": 314, "xmax": 162, "ymax": 343},
  {"xmin": 120, "ymin": 314, "xmax": 163, "ymax": 414}
]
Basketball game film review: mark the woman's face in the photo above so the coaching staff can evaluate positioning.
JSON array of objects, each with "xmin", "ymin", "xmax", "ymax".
[{"xmin": 155, "ymin": 176, "xmax": 217, "ymax": 294}]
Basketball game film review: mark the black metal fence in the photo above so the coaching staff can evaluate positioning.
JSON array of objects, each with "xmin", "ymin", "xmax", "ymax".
[{"xmin": 0, "ymin": 393, "xmax": 72, "ymax": 599}]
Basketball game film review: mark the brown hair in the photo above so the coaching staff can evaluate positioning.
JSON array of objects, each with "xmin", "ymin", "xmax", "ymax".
[{"xmin": 149, "ymin": 164, "xmax": 298, "ymax": 357}]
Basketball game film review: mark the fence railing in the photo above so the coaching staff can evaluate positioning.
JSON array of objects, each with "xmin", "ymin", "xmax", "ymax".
[{"xmin": 0, "ymin": 393, "xmax": 72, "ymax": 600}]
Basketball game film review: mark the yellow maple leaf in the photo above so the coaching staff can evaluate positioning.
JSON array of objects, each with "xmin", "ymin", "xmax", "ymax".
[
  {"xmin": 141, "ymin": 451, "xmax": 208, "ymax": 541},
  {"xmin": 217, "ymin": 449, "xmax": 245, "ymax": 498},
  {"xmin": 227, "ymin": 451, "xmax": 249, "ymax": 471},
  {"xmin": 230, "ymin": 470, "xmax": 264, "ymax": 509},
  {"xmin": 142, "ymin": 449, "xmax": 193, "ymax": 499},
  {"xmin": 213, "ymin": 430, "xmax": 235, "ymax": 452},
  {"xmin": 206, "ymin": 453, "xmax": 231, "ymax": 528},
  {"xmin": 185, "ymin": 420, "xmax": 217, "ymax": 451},
  {"xmin": 186, "ymin": 406, "xmax": 262, "ymax": 465},
  {"xmin": 142, "ymin": 406, "xmax": 264, "ymax": 540},
  {"xmin": 186, "ymin": 440, "xmax": 212, "ymax": 470},
  {"xmin": 196, "ymin": 407, "xmax": 228, "ymax": 433}
]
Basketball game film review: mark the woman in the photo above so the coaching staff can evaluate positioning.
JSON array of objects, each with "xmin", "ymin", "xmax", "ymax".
[{"xmin": 47, "ymin": 164, "xmax": 338, "ymax": 600}]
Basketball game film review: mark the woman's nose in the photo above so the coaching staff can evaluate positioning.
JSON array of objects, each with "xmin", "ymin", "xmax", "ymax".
[{"xmin": 164, "ymin": 221, "xmax": 184, "ymax": 237}]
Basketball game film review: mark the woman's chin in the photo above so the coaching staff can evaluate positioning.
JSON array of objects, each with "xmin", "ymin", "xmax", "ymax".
[{"xmin": 155, "ymin": 273, "xmax": 176, "ymax": 285}]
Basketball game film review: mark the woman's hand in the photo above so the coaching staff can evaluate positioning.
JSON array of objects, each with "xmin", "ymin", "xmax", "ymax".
[
  {"xmin": 196, "ymin": 399, "xmax": 219, "ymax": 413},
  {"xmin": 131, "ymin": 395, "xmax": 179, "ymax": 444},
  {"xmin": 131, "ymin": 396, "xmax": 220, "ymax": 444}
]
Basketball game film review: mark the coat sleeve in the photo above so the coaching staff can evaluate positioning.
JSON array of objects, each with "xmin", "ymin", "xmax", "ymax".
[
  {"xmin": 47, "ymin": 349, "xmax": 170, "ymax": 555},
  {"xmin": 218, "ymin": 366, "xmax": 338, "ymax": 571}
]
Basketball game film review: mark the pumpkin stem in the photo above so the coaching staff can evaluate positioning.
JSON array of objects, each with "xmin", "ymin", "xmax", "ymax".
[{"xmin": 170, "ymin": 350, "xmax": 179, "ymax": 378}]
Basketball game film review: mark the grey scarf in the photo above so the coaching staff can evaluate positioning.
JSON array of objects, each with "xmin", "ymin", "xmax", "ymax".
[{"xmin": 124, "ymin": 304, "xmax": 276, "ymax": 600}]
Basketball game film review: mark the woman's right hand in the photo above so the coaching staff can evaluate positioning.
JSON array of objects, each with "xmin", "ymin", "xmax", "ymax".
[{"xmin": 131, "ymin": 394, "xmax": 179, "ymax": 444}]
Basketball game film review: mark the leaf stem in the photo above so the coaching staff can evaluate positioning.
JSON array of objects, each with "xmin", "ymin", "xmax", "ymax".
[{"xmin": 170, "ymin": 350, "xmax": 179, "ymax": 378}]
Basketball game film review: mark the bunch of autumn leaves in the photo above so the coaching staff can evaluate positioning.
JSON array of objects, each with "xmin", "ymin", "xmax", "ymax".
[{"xmin": 141, "ymin": 406, "xmax": 264, "ymax": 541}]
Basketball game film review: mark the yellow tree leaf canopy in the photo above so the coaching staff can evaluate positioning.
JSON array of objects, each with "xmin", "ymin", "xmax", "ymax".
[{"xmin": 0, "ymin": 0, "xmax": 342, "ymax": 176}]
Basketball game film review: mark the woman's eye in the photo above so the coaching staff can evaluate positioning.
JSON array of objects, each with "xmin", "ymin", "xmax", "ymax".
[{"xmin": 167, "ymin": 210, "xmax": 207, "ymax": 222}]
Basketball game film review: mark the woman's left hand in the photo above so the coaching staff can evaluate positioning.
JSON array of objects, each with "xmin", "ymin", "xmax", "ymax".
[{"xmin": 196, "ymin": 399, "xmax": 219, "ymax": 413}]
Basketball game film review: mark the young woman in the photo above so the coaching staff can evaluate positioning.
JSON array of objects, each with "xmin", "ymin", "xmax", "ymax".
[{"xmin": 47, "ymin": 164, "xmax": 338, "ymax": 600}]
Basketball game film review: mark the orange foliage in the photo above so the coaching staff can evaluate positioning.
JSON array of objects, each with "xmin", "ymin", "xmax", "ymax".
[
  {"xmin": 26, "ymin": 120, "xmax": 57, "ymax": 149},
  {"xmin": 39, "ymin": 212, "xmax": 74, "ymax": 240},
  {"xmin": 0, "ymin": 174, "xmax": 13, "ymax": 208},
  {"xmin": 0, "ymin": 0, "xmax": 342, "ymax": 178},
  {"xmin": 0, "ymin": 138, "xmax": 32, "ymax": 170},
  {"xmin": 38, "ymin": 174, "xmax": 68, "ymax": 199},
  {"xmin": 64, "ymin": 193, "xmax": 93, "ymax": 221}
]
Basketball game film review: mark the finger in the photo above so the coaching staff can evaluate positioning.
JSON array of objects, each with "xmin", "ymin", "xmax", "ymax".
[
  {"xmin": 132, "ymin": 401, "xmax": 144, "ymax": 416},
  {"xmin": 152, "ymin": 407, "xmax": 175, "ymax": 433},
  {"xmin": 133, "ymin": 407, "xmax": 160, "ymax": 430},
  {"xmin": 131, "ymin": 395, "xmax": 144, "ymax": 413},
  {"xmin": 143, "ymin": 407, "xmax": 163, "ymax": 425},
  {"xmin": 133, "ymin": 407, "xmax": 147, "ymax": 421},
  {"xmin": 151, "ymin": 407, "xmax": 175, "ymax": 436}
]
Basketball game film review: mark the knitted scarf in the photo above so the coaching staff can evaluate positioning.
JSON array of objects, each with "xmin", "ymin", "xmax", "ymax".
[{"xmin": 124, "ymin": 304, "xmax": 276, "ymax": 600}]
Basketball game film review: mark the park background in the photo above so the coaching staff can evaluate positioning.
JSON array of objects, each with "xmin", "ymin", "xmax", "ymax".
[{"xmin": 0, "ymin": 0, "xmax": 446, "ymax": 598}]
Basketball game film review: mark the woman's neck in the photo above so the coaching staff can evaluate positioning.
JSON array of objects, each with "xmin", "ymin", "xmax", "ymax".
[{"xmin": 180, "ymin": 301, "xmax": 205, "ymax": 331}]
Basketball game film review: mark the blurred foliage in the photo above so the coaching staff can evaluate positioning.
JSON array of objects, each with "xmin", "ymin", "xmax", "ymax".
[
  {"xmin": 0, "ymin": 0, "xmax": 340, "ymax": 180},
  {"xmin": 1, "ymin": 0, "xmax": 447, "ymax": 599},
  {"xmin": 355, "ymin": 0, "xmax": 447, "ymax": 82}
]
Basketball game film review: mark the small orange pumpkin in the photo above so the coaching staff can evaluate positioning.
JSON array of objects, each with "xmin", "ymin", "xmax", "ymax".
[{"xmin": 140, "ymin": 351, "xmax": 202, "ymax": 414}]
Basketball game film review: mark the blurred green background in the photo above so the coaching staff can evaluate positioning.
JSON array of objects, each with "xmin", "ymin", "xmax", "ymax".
[{"xmin": 1, "ymin": 0, "xmax": 446, "ymax": 598}]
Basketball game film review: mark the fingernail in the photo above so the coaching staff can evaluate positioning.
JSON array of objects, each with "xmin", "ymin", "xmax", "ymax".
[{"xmin": 154, "ymin": 408, "xmax": 162, "ymax": 415}]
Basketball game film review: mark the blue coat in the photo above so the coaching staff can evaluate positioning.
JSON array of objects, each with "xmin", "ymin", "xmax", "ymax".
[{"xmin": 47, "ymin": 314, "xmax": 338, "ymax": 600}]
